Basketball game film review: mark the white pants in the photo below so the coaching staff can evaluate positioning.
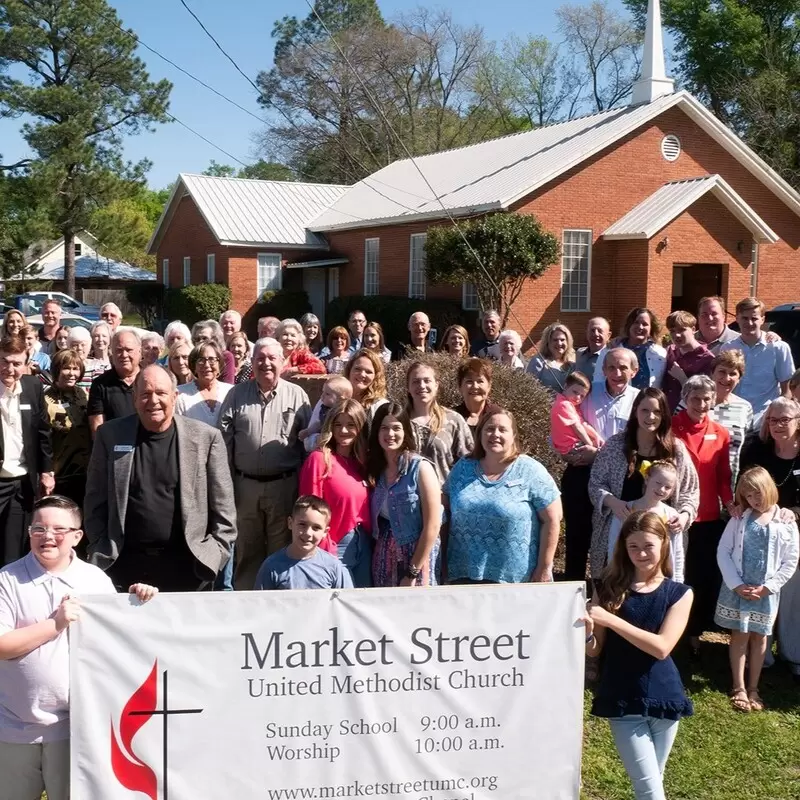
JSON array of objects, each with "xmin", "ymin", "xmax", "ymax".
[{"xmin": 0, "ymin": 739, "xmax": 70, "ymax": 800}]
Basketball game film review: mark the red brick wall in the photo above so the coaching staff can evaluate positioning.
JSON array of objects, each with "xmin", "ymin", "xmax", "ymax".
[{"xmin": 155, "ymin": 195, "xmax": 323, "ymax": 314}]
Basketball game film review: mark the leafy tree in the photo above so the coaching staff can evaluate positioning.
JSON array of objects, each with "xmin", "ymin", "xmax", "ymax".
[
  {"xmin": 0, "ymin": 0, "xmax": 172, "ymax": 297},
  {"xmin": 202, "ymin": 159, "xmax": 295, "ymax": 181},
  {"xmin": 425, "ymin": 213, "xmax": 560, "ymax": 327},
  {"xmin": 625, "ymin": 0, "xmax": 800, "ymax": 186},
  {"xmin": 202, "ymin": 160, "xmax": 238, "ymax": 178}
]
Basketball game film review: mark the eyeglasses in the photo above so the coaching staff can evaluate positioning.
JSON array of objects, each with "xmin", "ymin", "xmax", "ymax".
[
  {"xmin": 29, "ymin": 525, "xmax": 80, "ymax": 540},
  {"xmin": 197, "ymin": 357, "xmax": 219, "ymax": 365},
  {"xmin": 768, "ymin": 416, "xmax": 797, "ymax": 426}
]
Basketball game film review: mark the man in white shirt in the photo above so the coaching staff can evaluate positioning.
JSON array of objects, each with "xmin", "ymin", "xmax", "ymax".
[{"xmin": 0, "ymin": 336, "xmax": 54, "ymax": 567}]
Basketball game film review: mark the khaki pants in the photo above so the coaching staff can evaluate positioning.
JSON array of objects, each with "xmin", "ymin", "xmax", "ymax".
[
  {"xmin": 0, "ymin": 739, "xmax": 70, "ymax": 800},
  {"xmin": 234, "ymin": 472, "xmax": 296, "ymax": 590}
]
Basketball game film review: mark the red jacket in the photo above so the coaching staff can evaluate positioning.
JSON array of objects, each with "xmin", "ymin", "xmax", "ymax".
[
  {"xmin": 284, "ymin": 348, "xmax": 326, "ymax": 375},
  {"xmin": 672, "ymin": 410, "xmax": 732, "ymax": 522}
]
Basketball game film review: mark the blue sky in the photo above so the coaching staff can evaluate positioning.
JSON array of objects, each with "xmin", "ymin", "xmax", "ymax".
[{"xmin": 0, "ymin": 0, "xmax": 628, "ymax": 189}]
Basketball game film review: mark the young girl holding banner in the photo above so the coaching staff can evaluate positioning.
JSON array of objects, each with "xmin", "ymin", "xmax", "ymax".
[{"xmin": 584, "ymin": 511, "xmax": 694, "ymax": 800}]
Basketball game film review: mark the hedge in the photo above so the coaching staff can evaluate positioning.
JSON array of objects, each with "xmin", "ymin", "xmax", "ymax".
[
  {"xmin": 385, "ymin": 352, "xmax": 562, "ymax": 477},
  {"xmin": 326, "ymin": 296, "xmax": 474, "ymax": 351},
  {"xmin": 242, "ymin": 290, "xmax": 312, "ymax": 340},
  {"xmin": 163, "ymin": 284, "xmax": 232, "ymax": 328}
]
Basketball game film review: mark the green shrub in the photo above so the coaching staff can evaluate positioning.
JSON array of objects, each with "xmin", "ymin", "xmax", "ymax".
[
  {"xmin": 326, "ymin": 296, "xmax": 474, "ymax": 350},
  {"xmin": 385, "ymin": 352, "xmax": 563, "ymax": 478},
  {"xmin": 163, "ymin": 284, "xmax": 231, "ymax": 327},
  {"xmin": 242, "ymin": 290, "xmax": 311, "ymax": 339},
  {"xmin": 125, "ymin": 283, "xmax": 163, "ymax": 330}
]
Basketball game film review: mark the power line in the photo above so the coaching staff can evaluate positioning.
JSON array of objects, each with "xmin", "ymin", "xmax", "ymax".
[{"xmin": 166, "ymin": 113, "xmax": 249, "ymax": 167}]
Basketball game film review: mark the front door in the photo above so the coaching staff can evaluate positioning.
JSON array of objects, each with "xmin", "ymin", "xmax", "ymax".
[
  {"xmin": 672, "ymin": 264, "xmax": 723, "ymax": 314},
  {"xmin": 303, "ymin": 268, "xmax": 327, "ymax": 325}
]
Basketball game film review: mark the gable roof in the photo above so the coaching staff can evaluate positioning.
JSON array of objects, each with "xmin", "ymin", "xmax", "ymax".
[
  {"xmin": 603, "ymin": 175, "xmax": 779, "ymax": 243},
  {"xmin": 25, "ymin": 231, "xmax": 102, "ymax": 269},
  {"xmin": 147, "ymin": 174, "xmax": 350, "ymax": 253},
  {"xmin": 308, "ymin": 91, "xmax": 800, "ymax": 232}
]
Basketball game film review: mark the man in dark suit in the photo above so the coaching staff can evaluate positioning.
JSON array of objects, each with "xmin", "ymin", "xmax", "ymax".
[
  {"xmin": 0, "ymin": 336, "xmax": 54, "ymax": 566},
  {"xmin": 84, "ymin": 364, "xmax": 236, "ymax": 591}
]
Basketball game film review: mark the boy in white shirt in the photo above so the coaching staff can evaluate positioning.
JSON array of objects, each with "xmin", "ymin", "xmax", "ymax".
[{"xmin": 0, "ymin": 495, "xmax": 157, "ymax": 800}]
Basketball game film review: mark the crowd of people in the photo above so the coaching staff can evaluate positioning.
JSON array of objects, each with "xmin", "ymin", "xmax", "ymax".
[{"xmin": 0, "ymin": 294, "xmax": 799, "ymax": 800}]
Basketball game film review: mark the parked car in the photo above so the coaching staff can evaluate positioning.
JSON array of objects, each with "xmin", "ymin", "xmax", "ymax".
[
  {"xmin": 26, "ymin": 313, "xmax": 94, "ymax": 332},
  {"xmin": 14, "ymin": 291, "xmax": 101, "ymax": 321},
  {"xmin": 764, "ymin": 305, "xmax": 800, "ymax": 368}
]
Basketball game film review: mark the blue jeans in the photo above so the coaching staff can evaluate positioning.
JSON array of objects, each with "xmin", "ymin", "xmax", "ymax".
[
  {"xmin": 337, "ymin": 527, "xmax": 373, "ymax": 588},
  {"xmin": 608, "ymin": 715, "xmax": 680, "ymax": 800},
  {"xmin": 214, "ymin": 547, "xmax": 234, "ymax": 591}
]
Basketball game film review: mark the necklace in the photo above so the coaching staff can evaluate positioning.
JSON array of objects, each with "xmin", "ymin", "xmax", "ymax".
[{"xmin": 775, "ymin": 453, "xmax": 799, "ymax": 487}]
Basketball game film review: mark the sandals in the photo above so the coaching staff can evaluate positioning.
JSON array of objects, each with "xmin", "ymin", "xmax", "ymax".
[
  {"xmin": 730, "ymin": 689, "xmax": 751, "ymax": 713},
  {"xmin": 747, "ymin": 690, "xmax": 766, "ymax": 712}
]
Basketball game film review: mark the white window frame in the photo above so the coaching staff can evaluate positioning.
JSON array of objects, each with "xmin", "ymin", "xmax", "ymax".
[
  {"xmin": 364, "ymin": 238, "xmax": 380, "ymax": 296},
  {"xmin": 560, "ymin": 229, "xmax": 592, "ymax": 312},
  {"xmin": 183, "ymin": 256, "xmax": 191, "ymax": 287},
  {"xmin": 257, "ymin": 252, "xmax": 282, "ymax": 299},
  {"xmin": 162, "ymin": 258, "xmax": 169, "ymax": 288},
  {"xmin": 207, "ymin": 253, "xmax": 216, "ymax": 283},
  {"xmin": 462, "ymin": 282, "xmax": 479, "ymax": 310},
  {"xmin": 73, "ymin": 242, "xmax": 82, "ymax": 257},
  {"xmin": 408, "ymin": 233, "xmax": 427, "ymax": 299}
]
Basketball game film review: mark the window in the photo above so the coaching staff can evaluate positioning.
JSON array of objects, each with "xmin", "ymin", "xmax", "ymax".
[
  {"xmin": 162, "ymin": 259, "xmax": 169, "ymax": 288},
  {"xmin": 661, "ymin": 134, "xmax": 681, "ymax": 162},
  {"xmin": 364, "ymin": 238, "xmax": 380, "ymax": 295},
  {"xmin": 329, "ymin": 267, "xmax": 340, "ymax": 301},
  {"xmin": 409, "ymin": 234, "xmax": 427, "ymax": 299},
  {"xmin": 257, "ymin": 253, "xmax": 282, "ymax": 299},
  {"xmin": 74, "ymin": 243, "xmax": 82, "ymax": 256},
  {"xmin": 183, "ymin": 256, "xmax": 191, "ymax": 287},
  {"xmin": 560, "ymin": 230, "xmax": 591, "ymax": 312},
  {"xmin": 207, "ymin": 253, "xmax": 216, "ymax": 283},
  {"xmin": 462, "ymin": 282, "xmax": 479, "ymax": 311}
]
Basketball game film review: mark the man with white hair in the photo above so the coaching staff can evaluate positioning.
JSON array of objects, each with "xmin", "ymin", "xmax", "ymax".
[
  {"xmin": 100, "ymin": 303, "xmax": 122, "ymax": 332},
  {"xmin": 393, "ymin": 311, "xmax": 433, "ymax": 360},
  {"xmin": 218, "ymin": 337, "xmax": 311, "ymax": 589},
  {"xmin": 470, "ymin": 309, "xmax": 502, "ymax": 358},
  {"xmin": 87, "ymin": 329, "xmax": 142, "ymax": 435},
  {"xmin": 220, "ymin": 309, "xmax": 253, "ymax": 355}
]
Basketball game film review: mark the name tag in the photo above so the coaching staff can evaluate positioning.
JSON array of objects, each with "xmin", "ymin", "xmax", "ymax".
[
  {"xmin": 506, "ymin": 480, "xmax": 523, "ymax": 487},
  {"xmin": 793, "ymin": 469, "xmax": 800, "ymax": 477},
  {"xmin": 703, "ymin": 434, "xmax": 717, "ymax": 440},
  {"xmin": 61, "ymin": 402, "xmax": 69, "ymax": 409},
  {"xmin": 19, "ymin": 404, "xmax": 31, "ymax": 411},
  {"xmin": 114, "ymin": 445, "xmax": 134, "ymax": 453}
]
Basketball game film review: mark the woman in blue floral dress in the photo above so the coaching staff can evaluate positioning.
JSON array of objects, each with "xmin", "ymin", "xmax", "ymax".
[
  {"xmin": 443, "ymin": 409, "xmax": 562, "ymax": 584},
  {"xmin": 715, "ymin": 466, "xmax": 799, "ymax": 712}
]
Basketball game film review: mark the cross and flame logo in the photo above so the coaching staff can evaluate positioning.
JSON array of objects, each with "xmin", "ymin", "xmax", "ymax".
[{"xmin": 111, "ymin": 659, "xmax": 203, "ymax": 800}]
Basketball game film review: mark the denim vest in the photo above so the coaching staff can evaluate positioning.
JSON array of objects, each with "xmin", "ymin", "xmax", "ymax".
[{"xmin": 370, "ymin": 453, "xmax": 427, "ymax": 547}]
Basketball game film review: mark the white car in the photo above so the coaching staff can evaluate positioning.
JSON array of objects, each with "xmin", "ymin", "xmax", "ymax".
[{"xmin": 26, "ymin": 313, "xmax": 94, "ymax": 331}]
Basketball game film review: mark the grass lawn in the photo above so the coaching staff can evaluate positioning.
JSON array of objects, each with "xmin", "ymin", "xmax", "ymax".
[{"xmin": 581, "ymin": 637, "xmax": 800, "ymax": 799}]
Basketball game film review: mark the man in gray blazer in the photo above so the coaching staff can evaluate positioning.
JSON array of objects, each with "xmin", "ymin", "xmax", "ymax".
[{"xmin": 84, "ymin": 364, "xmax": 236, "ymax": 591}]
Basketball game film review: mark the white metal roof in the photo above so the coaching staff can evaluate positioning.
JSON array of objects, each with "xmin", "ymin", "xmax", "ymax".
[
  {"xmin": 147, "ymin": 174, "xmax": 350, "ymax": 253},
  {"xmin": 603, "ymin": 175, "xmax": 779, "ymax": 243},
  {"xmin": 308, "ymin": 90, "xmax": 800, "ymax": 232}
]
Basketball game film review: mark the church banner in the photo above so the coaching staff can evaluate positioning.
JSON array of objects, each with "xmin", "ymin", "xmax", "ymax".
[{"xmin": 70, "ymin": 584, "xmax": 586, "ymax": 800}]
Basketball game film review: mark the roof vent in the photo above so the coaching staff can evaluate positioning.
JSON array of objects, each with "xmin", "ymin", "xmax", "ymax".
[{"xmin": 661, "ymin": 134, "xmax": 681, "ymax": 162}]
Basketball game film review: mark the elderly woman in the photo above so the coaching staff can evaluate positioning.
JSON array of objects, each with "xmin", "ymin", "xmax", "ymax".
[
  {"xmin": 176, "ymin": 341, "xmax": 234, "ymax": 427},
  {"xmin": 344, "ymin": 349, "xmax": 388, "ymax": 419},
  {"xmin": 589, "ymin": 387, "xmax": 699, "ymax": 578},
  {"xmin": 740, "ymin": 397, "xmax": 800, "ymax": 678},
  {"xmin": 672, "ymin": 374, "xmax": 734, "ymax": 653},
  {"xmin": 43, "ymin": 349, "xmax": 90, "ymax": 506},
  {"xmin": 405, "ymin": 361, "xmax": 473, "ymax": 483},
  {"xmin": 300, "ymin": 313, "xmax": 324, "ymax": 355},
  {"xmin": 88, "ymin": 321, "xmax": 112, "ymax": 370},
  {"xmin": 454, "ymin": 358, "xmax": 502, "ymax": 437},
  {"xmin": 617, "ymin": 307, "xmax": 667, "ymax": 390},
  {"xmin": 709, "ymin": 350, "xmax": 753, "ymax": 490},
  {"xmin": 445, "ymin": 409, "xmax": 561, "ymax": 584},
  {"xmin": 299, "ymin": 399, "xmax": 372, "ymax": 587},
  {"xmin": 527, "ymin": 322, "xmax": 575, "ymax": 393},
  {"xmin": 366, "ymin": 402, "xmax": 442, "ymax": 587},
  {"xmin": 320, "ymin": 326, "xmax": 351, "ymax": 374},
  {"xmin": 440, "ymin": 325, "xmax": 470, "ymax": 359},
  {"xmin": 67, "ymin": 327, "xmax": 94, "ymax": 390},
  {"xmin": 498, "ymin": 330, "xmax": 526, "ymax": 370},
  {"xmin": 192, "ymin": 319, "xmax": 235, "ymax": 383},
  {"xmin": 3, "ymin": 309, "xmax": 26, "ymax": 338},
  {"xmin": 164, "ymin": 320, "xmax": 192, "ymax": 350},
  {"xmin": 140, "ymin": 332, "xmax": 165, "ymax": 366},
  {"xmin": 227, "ymin": 330, "xmax": 253, "ymax": 383},
  {"xmin": 167, "ymin": 341, "xmax": 193, "ymax": 386},
  {"xmin": 362, "ymin": 321, "xmax": 391, "ymax": 364},
  {"xmin": 277, "ymin": 318, "xmax": 326, "ymax": 375}
]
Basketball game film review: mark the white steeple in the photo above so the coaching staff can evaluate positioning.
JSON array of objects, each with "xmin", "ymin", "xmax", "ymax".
[{"xmin": 630, "ymin": 0, "xmax": 674, "ymax": 105}]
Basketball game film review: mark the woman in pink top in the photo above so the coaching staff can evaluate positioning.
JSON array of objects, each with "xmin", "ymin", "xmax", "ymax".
[{"xmin": 299, "ymin": 398, "xmax": 372, "ymax": 586}]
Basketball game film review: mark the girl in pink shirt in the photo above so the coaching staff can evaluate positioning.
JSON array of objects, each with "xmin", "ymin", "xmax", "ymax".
[{"xmin": 551, "ymin": 372, "xmax": 604, "ymax": 455}]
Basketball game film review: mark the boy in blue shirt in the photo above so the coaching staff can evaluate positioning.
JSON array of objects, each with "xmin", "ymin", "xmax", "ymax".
[{"xmin": 255, "ymin": 495, "xmax": 353, "ymax": 590}]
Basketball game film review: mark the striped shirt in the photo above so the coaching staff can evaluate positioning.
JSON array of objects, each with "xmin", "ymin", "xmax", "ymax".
[{"xmin": 710, "ymin": 394, "xmax": 753, "ymax": 489}]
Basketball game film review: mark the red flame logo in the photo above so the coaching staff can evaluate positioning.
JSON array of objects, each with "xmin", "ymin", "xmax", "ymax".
[{"xmin": 111, "ymin": 660, "xmax": 159, "ymax": 800}]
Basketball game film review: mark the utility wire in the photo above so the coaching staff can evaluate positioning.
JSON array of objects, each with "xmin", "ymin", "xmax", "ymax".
[{"xmin": 165, "ymin": 113, "xmax": 250, "ymax": 167}]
